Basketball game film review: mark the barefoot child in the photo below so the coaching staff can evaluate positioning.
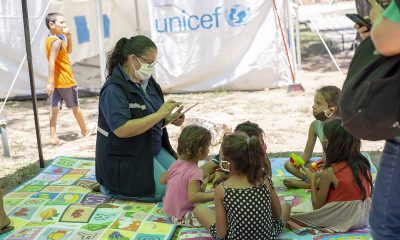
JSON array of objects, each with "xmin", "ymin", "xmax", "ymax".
[
  {"xmin": 45, "ymin": 12, "xmax": 95, "ymax": 145},
  {"xmin": 161, "ymin": 125, "xmax": 214, "ymax": 226},
  {"xmin": 290, "ymin": 119, "xmax": 373, "ymax": 232},
  {"xmin": 284, "ymin": 86, "xmax": 341, "ymax": 188},
  {"xmin": 194, "ymin": 132, "xmax": 290, "ymax": 239}
]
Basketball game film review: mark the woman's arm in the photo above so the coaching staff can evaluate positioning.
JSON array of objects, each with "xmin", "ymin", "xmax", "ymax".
[
  {"xmin": 301, "ymin": 121, "xmax": 318, "ymax": 164},
  {"xmin": 187, "ymin": 180, "xmax": 214, "ymax": 203},
  {"xmin": 303, "ymin": 166, "xmax": 334, "ymax": 210},
  {"xmin": 214, "ymin": 184, "xmax": 228, "ymax": 238},
  {"xmin": 368, "ymin": 0, "xmax": 400, "ymax": 56},
  {"xmin": 114, "ymin": 100, "xmax": 180, "ymax": 138},
  {"xmin": 266, "ymin": 178, "xmax": 282, "ymax": 218},
  {"xmin": 371, "ymin": 16, "xmax": 400, "ymax": 56}
]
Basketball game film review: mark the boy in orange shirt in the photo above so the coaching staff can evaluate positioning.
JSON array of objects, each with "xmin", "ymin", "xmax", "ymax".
[{"xmin": 45, "ymin": 12, "xmax": 95, "ymax": 145}]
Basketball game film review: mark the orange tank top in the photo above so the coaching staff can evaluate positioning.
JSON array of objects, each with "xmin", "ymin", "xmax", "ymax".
[
  {"xmin": 327, "ymin": 161, "xmax": 372, "ymax": 203},
  {"xmin": 45, "ymin": 35, "xmax": 76, "ymax": 88}
]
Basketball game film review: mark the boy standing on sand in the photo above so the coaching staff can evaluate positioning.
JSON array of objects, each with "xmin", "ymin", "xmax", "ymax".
[{"xmin": 45, "ymin": 12, "xmax": 95, "ymax": 145}]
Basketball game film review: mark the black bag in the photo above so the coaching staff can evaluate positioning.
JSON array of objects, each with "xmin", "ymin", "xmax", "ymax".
[{"xmin": 340, "ymin": 37, "xmax": 400, "ymax": 140}]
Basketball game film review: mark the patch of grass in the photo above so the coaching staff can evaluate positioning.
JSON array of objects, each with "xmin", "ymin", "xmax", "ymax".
[
  {"xmin": 0, "ymin": 159, "xmax": 51, "ymax": 193},
  {"xmin": 300, "ymin": 30, "xmax": 321, "ymax": 43}
]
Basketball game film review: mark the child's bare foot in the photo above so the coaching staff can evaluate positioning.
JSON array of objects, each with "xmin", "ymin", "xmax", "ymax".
[
  {"xmin": 0, "ymin": 215, "xmax": 13, "ymax": 235},
  {"xmin": 49, "ymin": 138, "xmax": 66, "ymax": 146},
  {"xmin": 283, "ymin": 178, "xmax": 310, "ymax": 189},
  {"xmin": 82, "ymin": 122, "xmax": 97, "ymax": 137},
  {"xmin": 280, "ymin": 201, "xmax": 292, "ymax": 226}
]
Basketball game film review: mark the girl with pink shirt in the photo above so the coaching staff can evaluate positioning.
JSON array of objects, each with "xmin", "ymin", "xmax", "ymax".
[{"xmin": 161, "ymin": 125, "xmax": 214, "ymax": 226}]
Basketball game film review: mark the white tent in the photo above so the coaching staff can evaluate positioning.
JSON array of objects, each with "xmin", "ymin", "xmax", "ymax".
[
  {"xmin": 0, "ymin": 0, "xmax": 293, "ymax": 99},
  {"xmin": 0, "ymin": 0, "xmax": 295, "ymax": 99},
  {"xmin": 0, "ymin": 0, "xmax": 138, "ymax": 99}
]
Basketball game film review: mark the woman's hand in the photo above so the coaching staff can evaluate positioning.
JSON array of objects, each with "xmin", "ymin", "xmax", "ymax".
[
  {"xmin": 165, "ymin": 105, "xmax": 185, "ymax": 126},
  {"xmin": 158, "ymin": 100, "xmax": 181, "ymax": 119},
  {"xmin": 354, "ymin": 23, "xmax": 371, "ymax": 40},
  {"xmin": 172, "ymin": 113, "xmax": 185, "ymax": 126}
]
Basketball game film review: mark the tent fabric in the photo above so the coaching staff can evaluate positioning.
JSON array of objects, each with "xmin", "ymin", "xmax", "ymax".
[
  {"xmin": 0, "ymin": 0, "xmax": 137, "ymax": 98},
  {"xmin": 0, "ymin": 0, "xmax": 291, "ymax": 98},
  {"xmin": 146, "ymin": 0, "xmax": 292, "ymax": 92}
]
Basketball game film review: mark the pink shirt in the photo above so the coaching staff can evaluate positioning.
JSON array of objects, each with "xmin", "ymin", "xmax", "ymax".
[{"xmin": 163, "ymin": 160, "xmax": 203, "ymax": 219}]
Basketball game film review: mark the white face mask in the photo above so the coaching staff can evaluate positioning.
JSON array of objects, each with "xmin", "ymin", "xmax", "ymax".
[
  {"xmin": 220, "ymin": 160, "xmax": 231, "ymax": 173},
  {"xmin": 134, "ymin": 58, "xmax": 154, "ymax": 81}
]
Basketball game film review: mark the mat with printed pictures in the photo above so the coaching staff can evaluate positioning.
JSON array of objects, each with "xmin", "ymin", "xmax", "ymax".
[
  {"xmin": 177, "ymin": 156, "xmax": 376, "ymax": 240},
  {"xmin": 1, "ymin": 156, "xmax": 176, "ymax": 240}
]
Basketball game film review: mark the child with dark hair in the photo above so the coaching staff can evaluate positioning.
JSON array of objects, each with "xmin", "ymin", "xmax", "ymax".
[
  {"xmin": 290, "ymin": 118, "xmax": 373, "ymax": 232},
  {"xmin": 45, "ymin": 12, "xmax": 95, "ymax": 145},
  {"xmin": 201, "ymin": 121, "xmax": 272, "ymax": 186},
  {"xmin": 235, "ymin": 121, "xmax": 271, "ymax": 176},
  {"xmin": 161, "ymin": 125, "xmax": 214, "ymax": 227},
  {"xmin": 284, "ymin": 86, "xmax": 341, "ymax": 189},
  {"xmin": 194, "ymin": 132, "xmax": 290, "ymax": 239}
]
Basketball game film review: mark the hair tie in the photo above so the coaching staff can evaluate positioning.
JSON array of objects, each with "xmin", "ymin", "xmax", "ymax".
[{"xmin": 246, "ymin": 138, "xmax": 250, "ymax": 145}]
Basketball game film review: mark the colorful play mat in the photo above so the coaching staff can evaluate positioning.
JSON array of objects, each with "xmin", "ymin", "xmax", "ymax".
[{"xmin": 1, "ymin": 155, "xmax": 376, "ymax": 240}]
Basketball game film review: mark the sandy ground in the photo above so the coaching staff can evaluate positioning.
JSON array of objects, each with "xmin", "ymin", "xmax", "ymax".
[{"xmin": 0, "ymin": 64, "xmax": 385, "ymax": 192}]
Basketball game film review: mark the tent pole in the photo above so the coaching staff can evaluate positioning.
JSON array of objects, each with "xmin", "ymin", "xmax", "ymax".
[
  {"xmin": 134, "ymin": 0, "xmax": 141, "ymax": 34},
  {"xmin": 287, "ymin": 1, "xmax": 298, "ymax": 81},
  {"xmin": 95, "ymin": 0, "xmax": 106, "ymax": 84},
  {"xmin": 21, "ymin": 0, "xmax": 45, "ymax": 168},
  {"xmin": 294, "ymin": 3, "xmax": 301, "ymax": 69}
]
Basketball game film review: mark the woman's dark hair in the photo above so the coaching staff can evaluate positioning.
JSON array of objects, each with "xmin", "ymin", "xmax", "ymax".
[
  {"xmin": 221, "ymin": 132, "xmax": 267, "ymax": 185},
  {"xmin": 323, "ymin": 118, "xmax": 373, "ymax": 200},
  {"xmin": 316, "ymin": 86, "xmax": 341, "ymax": 116},
  {"xmin": 177, "ymin": 125, "xmax": 212, "ymax": 161},
  {"xmin": 234, "ymin": 121, "xmax": 271, "ymax": 176},
  {"xmin": 106, "ymin": 35, "xmax": 157, "ymax": 77}
]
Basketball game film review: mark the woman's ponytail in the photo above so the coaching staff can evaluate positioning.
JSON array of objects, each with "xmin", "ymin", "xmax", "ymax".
[{"xmin": 106, "ymin": 37, "xmax": 129, "ymax": 78}]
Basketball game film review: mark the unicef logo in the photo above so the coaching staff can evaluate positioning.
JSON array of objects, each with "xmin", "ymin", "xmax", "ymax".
[{"xmin": 225, "ymin": 4, "xmax": 251, "ymax": 27}]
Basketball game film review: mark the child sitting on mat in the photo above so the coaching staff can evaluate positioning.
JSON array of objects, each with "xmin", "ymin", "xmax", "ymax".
[
  {"xmin": 201, "ymin": 121, "xmax": 272, "ymax": 187},
  {"xmin": 284, "ymin": 86, "xmax": 341, "ymax": 189},
  {"xmin": 289, "ymin": 118, "xmax": 373, "ymax": 232},
  {"xmin": 193, "ymin": 132, "xmax": 290, "ymax": 239},
  {"xmin": 161, "ymin": 125, "xmax": 214, "ymax": 227}
]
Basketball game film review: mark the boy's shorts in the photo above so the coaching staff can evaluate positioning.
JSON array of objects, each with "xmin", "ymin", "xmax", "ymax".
[
  {"xmin": 51, "ymin": 86, "xmax": 79, "ymax": 109},
  {"xmin": 170, "ymin": 211, "xmax": 201, "ymax": 227}
]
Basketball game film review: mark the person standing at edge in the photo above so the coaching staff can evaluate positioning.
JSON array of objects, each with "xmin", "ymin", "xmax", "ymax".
[{"xmin": 365, "ymin": 0, "xmax": 400, "ymax": 238}]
